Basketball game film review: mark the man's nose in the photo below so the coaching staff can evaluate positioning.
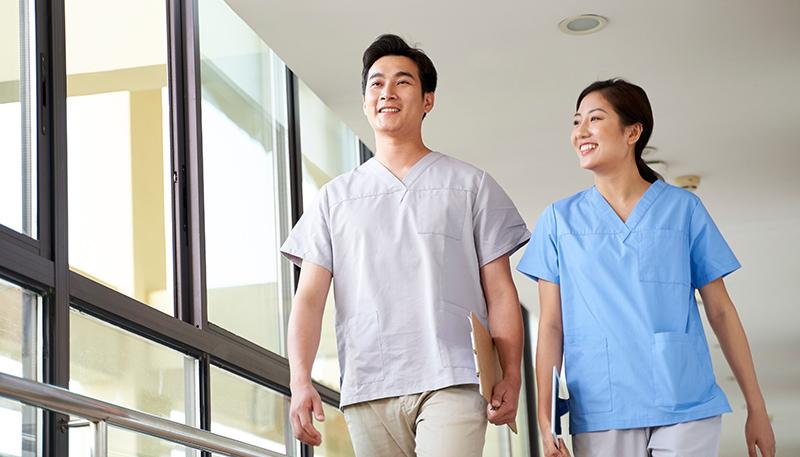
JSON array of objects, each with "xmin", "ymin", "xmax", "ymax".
[{"xmin": 380, "ymin": 88, "xmax": 396, "ymax": 100}]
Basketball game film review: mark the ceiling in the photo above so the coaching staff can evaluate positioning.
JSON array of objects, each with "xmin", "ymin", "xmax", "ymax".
[{"xmin": 226, "ymin": 0, "xmax": 800, "ymax": 454}]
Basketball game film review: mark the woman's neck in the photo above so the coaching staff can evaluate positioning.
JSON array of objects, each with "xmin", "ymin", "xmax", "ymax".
[{"xmin": 594, "ymin": 161, "xmax": 651, "ymax": 222}]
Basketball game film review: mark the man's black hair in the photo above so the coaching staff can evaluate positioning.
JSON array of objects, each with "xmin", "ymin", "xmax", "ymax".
[{"xmin": 361, "ymin": 34, "xmax": 437, "ymax": 96}]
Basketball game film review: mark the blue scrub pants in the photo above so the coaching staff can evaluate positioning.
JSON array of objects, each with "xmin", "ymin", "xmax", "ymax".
[{"xmin": 572, "ymin": 415, "xmax": 722, "ymax": 457}]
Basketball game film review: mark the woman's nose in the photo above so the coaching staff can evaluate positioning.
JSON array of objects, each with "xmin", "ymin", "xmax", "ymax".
[{"xmin": 574, "ymin": 120, "xmax": 590, "ymax": 138}]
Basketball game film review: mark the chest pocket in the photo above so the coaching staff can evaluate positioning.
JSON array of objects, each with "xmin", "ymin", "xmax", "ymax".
[
  {"xmin": 410, "ymin": 189, "xmax": 467, "ymax": 240},
  {"xmin": 637, "ymin": 229, "xmax": 690, "ymax": 285}
]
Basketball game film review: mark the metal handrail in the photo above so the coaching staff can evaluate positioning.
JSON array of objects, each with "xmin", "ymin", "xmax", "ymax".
[{"xmin": 0, "ymin": 372, "xmax": 283, "ymax": 457}]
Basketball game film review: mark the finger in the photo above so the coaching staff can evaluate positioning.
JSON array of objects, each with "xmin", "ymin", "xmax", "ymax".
[
  {"xmin": 290, "ymin": 412, "xmax": 308, "ymax": 443},
  {"xmin": 312, "ymin": 394, "xmax": 326, "ymax": 422},
  {"xmin": 758, "ymin": 441, "xmax": 775, "ymax": 457},
  {"xmin": 490, "ymin": 390, "xmax": 504, "ymax": 409},
  {"xmin": 558, "ymin": 438, "xmax": 571, "ymax": 457},
  {"xmin": 747, "ymin": 440, "xmax": 757, "ymax": 457},
  {"xmin": 297, "ymin": 406, "xmax": 321, "ymax": 445}
]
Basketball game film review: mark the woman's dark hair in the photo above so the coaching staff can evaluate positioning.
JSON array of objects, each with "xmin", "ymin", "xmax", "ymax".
[
  {"xmin": 361, "ymin": 34, "xmax": 437, "ymax": 96},
  {"xmin": 577, "ymin": 79, "xmax": 661, "ymax": 183}
]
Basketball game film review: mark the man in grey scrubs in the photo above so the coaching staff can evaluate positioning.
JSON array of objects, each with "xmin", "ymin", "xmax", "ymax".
[{"xmin": 281, "ymin": 34, "xmax": 530, "ymax": 456}]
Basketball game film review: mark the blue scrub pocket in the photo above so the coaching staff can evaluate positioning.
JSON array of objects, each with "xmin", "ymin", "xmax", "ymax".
[
  {"xmin": 652, "ymin": 332, "xmax": 716, "ymax": 410},
  {"xmin": 564, "ymin": 335, "xmax": 613, "ymax": 414},
  {"xmin": 638, "ymin": 230, "xmax": 690, "ymax": 285}
]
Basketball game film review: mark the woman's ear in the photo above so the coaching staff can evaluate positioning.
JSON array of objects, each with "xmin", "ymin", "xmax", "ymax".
[{"xmin": 627, "ymin": 123, "xmax": 643, "ymax": 145}]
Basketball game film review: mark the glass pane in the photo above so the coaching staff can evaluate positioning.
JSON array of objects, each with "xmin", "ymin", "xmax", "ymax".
[
  {"xmin": 199, "ymin": 0, "xmax": 290, "ymax": 353},
  {"xmin": 0, "ymin": 278, "xmax": 41, "ymax": 380},
  {"xmin": 70, "ymin": 309, "xmax": 198, "ymax": 425},
  {"xmin": 297, "ymin": 80, "xmax": 360, "ymax": 390},
  {"xmin": 66, "ymin": 0, "xmax": 174, "ymax": 314},
  {"xmin": 210, "ymin": 365, "xmax": 286, "ymax": 454},
  {"xmin": 298, "ymin": 80, "xmax": 359, "ymax": 211},
  {"xmin": 70, "ymin": 424, "xmax": 197, "ymax": 457},
  {"xmin": 0, "ymin": 398, "xmax": 42, "ymax": 457},
  {"xmin": 316, "ymin": 403, "xmax": 355, "ymax": 457},
  {"xmin": 0, "ymin": 0, "xmax": 37, "ymax": 237}
]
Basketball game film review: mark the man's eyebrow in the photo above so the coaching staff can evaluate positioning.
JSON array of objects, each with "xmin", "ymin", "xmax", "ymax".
[{"xmin": 368, "ymin": 71, "xmax": 417, "ymax": 81}]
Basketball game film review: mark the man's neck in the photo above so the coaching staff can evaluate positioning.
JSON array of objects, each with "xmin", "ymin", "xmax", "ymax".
[{"xmin": 373, "ymin": 133, "xmax": 430, "ymax": 181}]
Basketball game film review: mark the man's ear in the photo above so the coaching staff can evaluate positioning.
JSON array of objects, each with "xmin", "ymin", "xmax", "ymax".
[
  {"xmin": 423, "ymin": 91, "xmax": 435, "ymax": 114},
  {"xmin": 362, "ymin": 96, "xmax": 369, "ymax": 117}
]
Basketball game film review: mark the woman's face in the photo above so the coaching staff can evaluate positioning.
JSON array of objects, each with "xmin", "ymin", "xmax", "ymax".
[{"xmin": 571, "ymin": 91, "xmax": 640, "ymax": 173}]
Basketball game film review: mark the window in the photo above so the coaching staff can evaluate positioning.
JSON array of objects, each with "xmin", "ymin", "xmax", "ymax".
[
  {"xmin": 69, "ymin": 424, "xmax": 197, "ymax": 457},
  {"xmin": 0, "ymin": 0, "xmax": 38, "ymax": 238},
  {"xmin": 66, "ymin": 0, "xmax": 174, "ymax": 314},
  {"xmin": 0, "ymin": 399, "xmax": 42, "ymax": 457},
  {"xmin": 198, "ymin": 0, "xmax": 292, "ymax": 354},
  {"xmin": 209, "ymin": 365, "xmax": 287, "ymax": 454},
  {"xmin": 0, "ymin": 278, "xmax": 41, "ymax": 380},
  {"xmin": 316, "ymin": 403, "xmax": 355, "ymax": 457},
  {"xmin": 297, "ymin": 79, "xmax": 360, "ymax": 390},
  {"xmin": 0, "ymin": 278, "xmax": 42, "ymax": 457},
  {"xmin": 69, "ymin": 309, "xmax": 198, "ymax": 425}
]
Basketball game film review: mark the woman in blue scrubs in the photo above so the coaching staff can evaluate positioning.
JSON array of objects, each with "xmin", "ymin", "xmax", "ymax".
[{"xmin": 518, "ymin": 79, "xmax": 776, "ymax": 457}]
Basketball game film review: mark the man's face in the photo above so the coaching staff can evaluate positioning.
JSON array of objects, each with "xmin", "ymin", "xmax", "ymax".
[{"xmin": 363, "ymin": 55, "xmax": 434, "ymax": 136}]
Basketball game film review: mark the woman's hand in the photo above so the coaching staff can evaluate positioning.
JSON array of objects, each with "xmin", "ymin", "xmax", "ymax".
[
  {"xmin": 745, "ymin": 408, "xmax": 775, "ymax": 457},
  {"xmin": 543, "ymin": 436, "xmax": 571, "ymax": 457}
]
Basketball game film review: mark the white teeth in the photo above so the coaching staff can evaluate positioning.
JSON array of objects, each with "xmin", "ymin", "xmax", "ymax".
[
  {"xmin": 580, "ymin": 143, "xmax": 597, "ymax": 152},
  {"xmin": 379, "ymin": 108, "xmax": 399, "ymax": 113}
]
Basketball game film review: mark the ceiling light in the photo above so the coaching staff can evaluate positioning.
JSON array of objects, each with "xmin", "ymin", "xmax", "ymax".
[
  {"xmin": 674, "ymin": 175, "xmax": 701, "ymax": 191},
  {"xmin": 559, "ymin": 14, "xmax": 608, "ymax": 35}
]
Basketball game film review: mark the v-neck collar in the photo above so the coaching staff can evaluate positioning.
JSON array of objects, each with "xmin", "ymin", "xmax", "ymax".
[
  {"xmin": 587, "ymin": 179, "xmax": 666, "ymax": 242},
  {"xmin": 365, "ymin": 151, "xmax": 443, "ymax": 189}
]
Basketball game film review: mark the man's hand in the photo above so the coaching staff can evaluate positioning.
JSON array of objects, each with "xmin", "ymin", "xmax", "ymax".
[
  {"xmin": 486, "ymin": 376, "xmax": 520, "ymax": 426},
  {"xmin": 289, "ymin": 382, "xmax": 325, "ymax": 446}
]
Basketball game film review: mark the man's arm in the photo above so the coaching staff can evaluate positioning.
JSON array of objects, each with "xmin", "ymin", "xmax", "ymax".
[
  {"xmin": 481, "ymin": 255, "xmax": 524, "ymax": 426},
  {"xmin": 287, "ymin": 261, "xmax": 332, "ymax": 446}
]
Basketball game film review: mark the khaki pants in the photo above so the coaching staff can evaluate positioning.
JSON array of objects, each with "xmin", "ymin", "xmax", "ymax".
[
  {"xmin": 342, "ymin": 384, "xmax": 488, "ymax": 457},
  {"xmin": 572, "ymin": 415, "xmax": 722, "ymax": 457}
]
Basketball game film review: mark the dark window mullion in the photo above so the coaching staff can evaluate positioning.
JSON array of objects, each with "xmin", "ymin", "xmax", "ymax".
[
  {"xmin": 166, "ymin": 0, "xmax": 194, "ymax": 325},
  {"xmin": 522, "ymin": 307, "xmax": 540, "ymax": 456},
  {"xmin": 40, "ymin": 0, "xmax": 69, "ymax": 456},
  {"xmin": 181, "ymin": 0, "xmax": 209, "ymax": 330},
  {"xmin": 359, "ymin": 141, "xmax": 373, "ymax": 164}
]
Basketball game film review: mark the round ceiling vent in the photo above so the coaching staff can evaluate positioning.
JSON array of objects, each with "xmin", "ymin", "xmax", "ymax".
[{"xmin": 559, "ymin": 14, "xmax": 608, "ymax": 35}]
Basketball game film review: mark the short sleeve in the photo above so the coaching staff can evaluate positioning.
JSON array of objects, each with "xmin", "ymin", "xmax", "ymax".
[
  {"xmin": 472, "ymin": 171, "xmax": 531, "ymax": 267},
  {"xmin": 516, "ymin": 204, "xmax": 559, "ymax": 284},
  {"xmin": 689, "ymin": 200, "xmax": 740, "ymax": 288},
  {"xmin": 280, "ymin": 186, "xmax": 334, "ymax": 274}
]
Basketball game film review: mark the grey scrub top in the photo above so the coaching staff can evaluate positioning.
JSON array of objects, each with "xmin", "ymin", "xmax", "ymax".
[{"xmin": 280, "ymin": 151, "xmax": 530, "ymax": 407}]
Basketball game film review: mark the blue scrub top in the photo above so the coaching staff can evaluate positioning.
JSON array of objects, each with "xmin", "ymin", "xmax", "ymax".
[{"xmin": 517, "ymin": 180, "xmax": 740, "ymax": 434}]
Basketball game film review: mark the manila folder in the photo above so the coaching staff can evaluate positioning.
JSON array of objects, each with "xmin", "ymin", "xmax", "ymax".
[{"xmin": 468, "ymin": 312, "xmax": 518, "ymax": 434}]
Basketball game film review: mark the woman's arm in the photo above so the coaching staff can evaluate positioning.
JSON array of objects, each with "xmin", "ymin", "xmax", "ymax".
[
  {"xmin": 699, "ymin": 278, "xmax": 776, "ymax": 457},
  {"xmin": 537, "ymin": 279, "xmax": 566, "ymax": 457}
]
